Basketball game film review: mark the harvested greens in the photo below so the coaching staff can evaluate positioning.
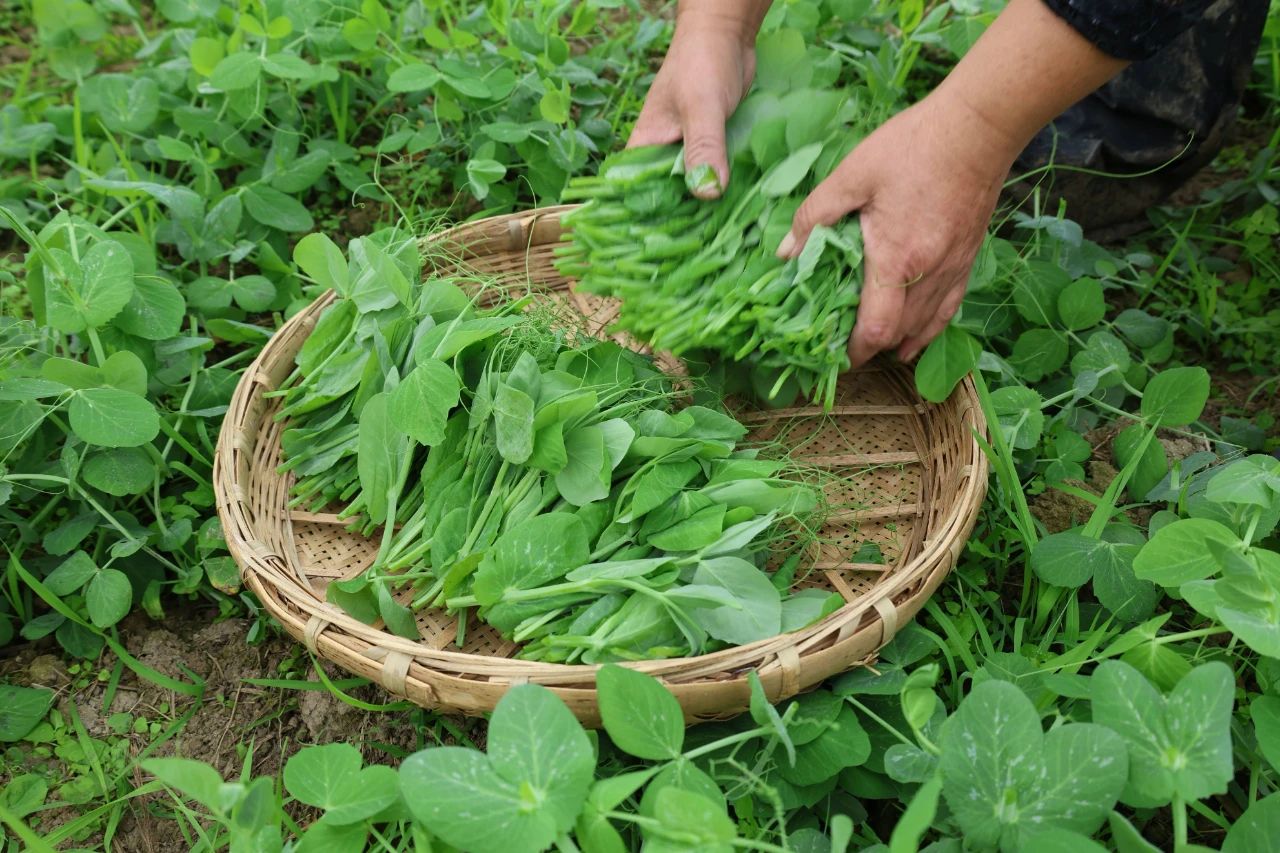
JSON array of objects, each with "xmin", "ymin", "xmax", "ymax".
[
  {"xmin": 556, "ymin": 88, "xmax": 876, "ymax": 410},
  {"xmin": 276, "ymin": 232, "xmax": 839, "ymax": 663}
]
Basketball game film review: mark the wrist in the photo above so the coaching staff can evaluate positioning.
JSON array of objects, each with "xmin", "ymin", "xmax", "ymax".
[
  {"xmin": 675, "ymin": 0, "xmax": 767, "ymax": 48},
  {"xmin": 919, "ymin": 86, "xmax": 1025, "ymax": 179}
]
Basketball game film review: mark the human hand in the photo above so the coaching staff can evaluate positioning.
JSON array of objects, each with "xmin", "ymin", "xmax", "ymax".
[
  {"xmin": 777, "ymin": 93, "xmax": 1016, "ymax": 368},
  {"xmin": 627, "ymin": 6, "xmax": 760, "ymax": 198}
]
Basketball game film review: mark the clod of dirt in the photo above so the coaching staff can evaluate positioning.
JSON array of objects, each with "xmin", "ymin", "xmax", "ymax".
[
  {"xmin": 1030, "ymin": 461, "xmax": 1124, "ymax": 534},
  {"xmin": 26, "ymin": 653, "xmax": 70, "ymax": 688},
  {"xmin": 298, "ymin": 688, "xmax": 363, "ymax": 742}
]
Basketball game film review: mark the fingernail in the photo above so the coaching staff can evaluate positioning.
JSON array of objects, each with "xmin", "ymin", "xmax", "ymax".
[
  {"xmin": 899, "ymin": 347, "xmax": 919, "ymax": 363},
  {"xmin": 777, "ymin": 231, "xmax": 796, "ymax": 259},
  {"xmin": 685, "ymin": 163, "xmax": 722, "ymax": 199}
]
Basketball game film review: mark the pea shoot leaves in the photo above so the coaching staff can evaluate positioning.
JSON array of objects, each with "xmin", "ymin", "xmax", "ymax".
[
  {"xmin": 1091, "ymin": 661, "xmax": 1234, "ymax": 807},
  {"xmin": 940, "ymin": 680, "xmax": 1128, "ymax": 851},
  {"xmin": 400, "ymin": 685, "xmax": 594, "ymax": 853},
  {"xmin": 389, "ymin": 358, "xmax": 459, "ymax": 447},
  {"xmin": 597, "ymin": 664, "xmax": 685, "ymax": 760}
]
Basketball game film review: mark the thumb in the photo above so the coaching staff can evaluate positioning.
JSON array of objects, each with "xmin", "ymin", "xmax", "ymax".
[
  {"xmin": 678, "ymin": 104, "xmax": 730, "ymax": 200},
  {"xmin": 777, "ymin": 153, "xmax": 872, "ymax": 259}
]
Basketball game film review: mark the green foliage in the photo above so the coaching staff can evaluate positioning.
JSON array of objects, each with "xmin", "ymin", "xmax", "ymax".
[{"xmin": 2, "ymin": 0, "xmax": 1279, "ymax": 851}]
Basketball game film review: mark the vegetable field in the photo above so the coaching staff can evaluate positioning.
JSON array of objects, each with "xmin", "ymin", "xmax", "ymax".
[{"xmin": 1, "ymin": 1, "xmax": 1279, "ymax": 851}]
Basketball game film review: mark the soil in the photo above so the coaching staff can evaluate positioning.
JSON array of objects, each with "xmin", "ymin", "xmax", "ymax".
[{"xmin": 0, "ymin": 605, "xmax": 462, "ymax": 852}]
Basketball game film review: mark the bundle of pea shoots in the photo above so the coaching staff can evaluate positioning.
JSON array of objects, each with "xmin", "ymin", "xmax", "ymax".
[
  {"xmin": 556, "ymin": 88, "xmax": 878, "ymax": 411},
  {"xmin": 275, "ymin": 230, "xmax": 842, "ymax": 663}
]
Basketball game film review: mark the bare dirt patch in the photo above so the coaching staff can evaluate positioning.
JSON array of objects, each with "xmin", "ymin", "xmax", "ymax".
[{"xmin": 1, "ymin": 604, "xmax": 470, "ymax": 852}]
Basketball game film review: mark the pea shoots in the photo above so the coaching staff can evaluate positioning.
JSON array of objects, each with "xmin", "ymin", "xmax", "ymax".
[
  {"xmin": 276, "ymin": 232, "xmax": 840, "ymax": 662},
  {"xmin": 557, "ymin": 88, "xmax": 877, "ymax": 410}
]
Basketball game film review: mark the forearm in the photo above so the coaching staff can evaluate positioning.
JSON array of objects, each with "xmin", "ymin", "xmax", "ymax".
[
  {"xmin": 930, "ymin": 0, "xmax": 1129, "ymax": 166},
  {"xmin": 676, "ymin": 0, "xmax": 771, "ymax": 44}
]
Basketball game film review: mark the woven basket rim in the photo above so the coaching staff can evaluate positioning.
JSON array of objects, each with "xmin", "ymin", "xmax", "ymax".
[{"xmin": 214, "ymin": 204, "xmax": 988, "ymax": 698}]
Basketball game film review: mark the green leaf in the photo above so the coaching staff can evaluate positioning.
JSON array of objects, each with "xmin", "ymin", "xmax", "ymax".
[
  {"xmin": 81, "ymin": 440, "xmax": 151, "ymax": 494},
  {"xmin": 1113, "ymin": 309, "xmax": 1170, "ymax": 348},
  {"xmin": 400, "ymin": 687, "xmax": 590, "ymax": 853},
  {"xmin": 0, "ymin": 686, "xmax": 56, "ymax": 742},
  {"xmin": 651, "ymin": 788, "xmax": 736, "ymax": 850},
  {"xmin": 622, "ymin": 459, "xmax": 701, "ymax": 521},
  {"xmin": 493, "ymin": 382, "xmax": 535, "ymax": 465},
  {"xmin": 1056, "ymin": 277, "xmax": 1105, "ymax": 330},
  {"xmin": 689, "ymin": 556, "xmax": 781, "ymax": 645},
  {"xmin": 44, "ymin": 551, "xmax": 98, "ymax": 595},
  {"xmin": 349, "ymin": 238, "xmax": 411, "ymax": 312},
  {"xmin": 1107, "ymin": 811, "xmax": 1161, "ymax": 853},
  {"xmin": 243, "ymin": 184, "xmax": 314, "ymax": 233},
  {"xmin": 1223, "ymin": 792, "xmax": 1280, "ymax": 853},
  {"xmin": 1114, "ymin": 423, "xmax": 1167, "ymax": 502},
  {"xmin": 1031, "ymin": 531, "xmax": 1099, "ymax": 588},
  {"xmin": 1132, "ymin": 518, "xmax": 1239, "ymax": 586},
  {"xmin": 647, "ymin": 505, "xmax": 727, "ymax": 551},
  {"xmin": 1008, "ymin": 328, "xmax": 1068, "ymax": 382},
  {"xmin": 1091, "ymin": 660, "xmax": 1234, "ymax": 807},
  {"xmin": 473, "ymin": 513, "xmax": 589, "ymax": 607},
  {"xmin": 261, "ymin": 52, "xmax": 313, "ymax": 80},
  {"xmin": 758, "ymin": 142, "xmax": 823, "ymax": 197},
  {"xmin": 189, "ymin": 36, "xmax": 224, "ymax": 76},
  {"xmin": 1023, "ymin": 830, "xmax": 1109, "ymax": 853},
  {"xmin": 42, "ymin": 513, "xmax": 97, "ymax": 556},
  {"xmin": 1070, "ymin": 330, "xmax": 1130, "ymax": 389},
  {"xmin": 556, "ymin": 424, "xmax": 610, "ymax": 507},
  {"xmin": 1207, "ymin": 456, "xmax": 1280, "ymax": 507},
  {"xmin": 778, "ymin": 705, "xmax": 870, "ymax": 786},
  {"xmin": 939, "ymin": 680, "xmax": 1127, "ymax": 850},
  {"xmin": 387, "ymin": 62, "xmax": 440, "ymax": 92},
  {"xmin": 597, "ymin": 664, "xmax": 685, "ymax": 760},
  {"xmin": 285, "ymin": 743, "xmax": 363, "ymax": 808},
  {"xmin": 375, "ymin": 582, "xmax": 419, "ymax": 640},
  {"xmin": 356, "ymin": 393, "xmax": 408, "ymax": 524},
  {"xmin": 70, "ymin": 388, "xmax": 159, "ymax": 448},
  {"xmin": 47, "ymin": 240, "xmax": 135, "ymax": 333},
  {"xmin": 0, "ymin": 774, "xmax": 48, "ymax": 818},
  {"xmin": 227, "ymin": 275, "xmax": 275, "ymax": 312},
  {"xmin": 539, "ymin": 82, "xmax": 571, "ymax": 124},
  {"xmin": 1142, "ymin": 367, "xmax": 1210, "ymax": 427},
  {"xmin": 1251, "ymin": 695, "xmax": 1280, "ymax": 775},
  {"xmin": 889, "ymin": 774, "xmax": 942, "ymax": 853},
  {"xmin": 915, "ymin": 325, "xmax": 980, "ymax": 403},
  {"xmin": 143, "ymin": 758, "xmax": 225, "ymax": 809},
  {"xmin": 487, "ymin": 684, "xmax": 595, "ymax": 834},
  {"xmin": 389, "ymin": 359, "xmax": 460, "ymax": 447},
  {"xmin": 114, "ymin": 276, "xmax": 185, "ymax": 340},
  {"xmin": 86, "ymin": 567, "xmax": 132, "ymax": 627},
  {"xmin": 528, "ymin": 421, "xmax": 568, "ymax": 474},
  {"xmin": 209, "ymin": 51, "xmax": 262, "ymax": 90},
  {"xmin": 754, "ymin": 27, "xmax": 812, "ymax": 92},
  {"xmin": 401, "ymin": 747, "xmax": 554, "ymax": 853},
  {"xmin": 100, "ymin": 350, "xmax": 148, "ymax": 396},
  {"xmin": 284, "ymin": 744, "xmax": 400, "ymax": 825},
  {"xmin": 293, "ymin": 232, "xmax": 349, "ymax": 294},
  {"xmin": 466, "ymin": 158, "xmax": 507, "ymax": 200},
  {"xmin": 81, "ymin": 73, "xmax": 159, "ymax": 133},
  {"xmin": 990, "ymin": 384, "xmax": 1044, "ymax": 450}
]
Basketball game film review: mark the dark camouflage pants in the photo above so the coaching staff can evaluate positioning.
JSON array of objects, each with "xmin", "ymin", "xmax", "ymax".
[{"xmin": 1012, "ymin": 0, "xmax": 1271, "ymax": 231}]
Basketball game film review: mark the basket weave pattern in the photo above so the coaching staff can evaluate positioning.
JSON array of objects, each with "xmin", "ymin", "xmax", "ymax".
[{"xmin": 215, "ymin": 206, "xmax": 988, "ymax": 724}]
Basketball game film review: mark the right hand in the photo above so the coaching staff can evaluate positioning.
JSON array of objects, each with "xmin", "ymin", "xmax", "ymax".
[{"xmin": 626, "ymin": 10, "xmax": 757, "ymax": 199}]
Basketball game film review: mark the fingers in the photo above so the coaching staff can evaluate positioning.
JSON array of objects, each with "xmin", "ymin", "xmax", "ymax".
[
  {"xmin": 897, "ymin": 280, "xmax": 966, "ymax": 362},
  {"xmin": 628, "ymin": 97, "xmax": 682, "ymax": 149},
  {"xmin": 847, "ymin": 255, "xmax": 909, "ymax": 370},
  {"xmin": 678, "ymin": 103, "xmax": 730, "ymax": 199},
  {"xmin": 777, "ymin": 155, "xmax": 871, "ymax": 258}
]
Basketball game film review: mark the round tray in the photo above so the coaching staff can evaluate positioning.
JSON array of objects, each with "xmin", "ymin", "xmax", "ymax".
[{"xmin": 214, "ymin": 205, "xmax": 988, "ymax": 725}]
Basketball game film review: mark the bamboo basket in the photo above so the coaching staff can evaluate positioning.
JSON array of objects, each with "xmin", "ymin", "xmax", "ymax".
[{"xmin": 215, "ymin": 205, "xmax": 988, "ymax": 725}]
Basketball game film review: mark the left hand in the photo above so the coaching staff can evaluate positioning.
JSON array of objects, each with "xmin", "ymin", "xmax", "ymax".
[{"xmin": 777, "ymin": 91, "xmax": 1016, "ymax": 368}]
